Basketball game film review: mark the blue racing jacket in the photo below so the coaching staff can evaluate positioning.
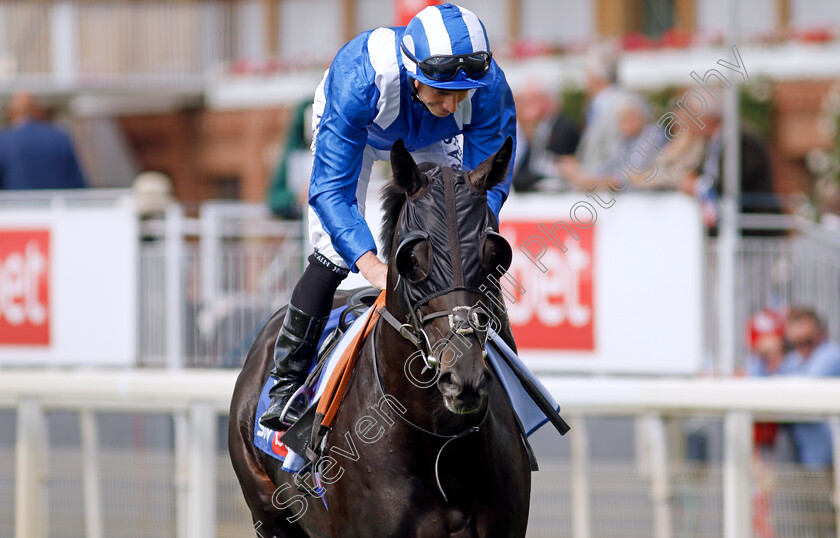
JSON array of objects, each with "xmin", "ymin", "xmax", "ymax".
[{"xmin": 308, "ymin": 26, "xmax": 517, "ymax": 271}]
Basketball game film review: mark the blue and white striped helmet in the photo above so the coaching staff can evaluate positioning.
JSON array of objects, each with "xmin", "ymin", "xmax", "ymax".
[{"xmin": 401, "ymin": 3, "xmax": 494, "ymax": 91}]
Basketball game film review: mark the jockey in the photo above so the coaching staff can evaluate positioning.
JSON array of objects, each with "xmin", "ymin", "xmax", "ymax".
[{"xmin": 260, "ymin": 3, "xmax": 517, "ymax": 430}]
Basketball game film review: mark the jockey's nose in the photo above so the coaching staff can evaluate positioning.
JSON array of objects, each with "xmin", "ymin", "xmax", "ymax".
[{"xmin": 441, "ymin": 94, "xmax": 458, "ymax": 114}]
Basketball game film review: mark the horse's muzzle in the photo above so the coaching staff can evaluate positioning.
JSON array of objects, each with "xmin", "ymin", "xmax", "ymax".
[{"xmin": 437, "ymin": 368, "xmax": 492, "ymax": 415}]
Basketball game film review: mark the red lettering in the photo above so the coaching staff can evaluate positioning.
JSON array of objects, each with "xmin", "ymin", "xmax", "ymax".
[
  {"xmin": 0, "ymin": 231, "xmax": 50, "ymax": 345},
  {"xmin": 501, "ymin": 222, "xmax": 594, "ymax": 351}
]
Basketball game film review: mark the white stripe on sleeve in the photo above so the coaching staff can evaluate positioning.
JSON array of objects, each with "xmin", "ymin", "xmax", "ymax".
[
  {"xmin": 453, "ymin": 89, "xmax": 476, "ymax": 129},
  {"xmin": 368, "ymin": 28, "xmax": 401, "ymax": 130}
]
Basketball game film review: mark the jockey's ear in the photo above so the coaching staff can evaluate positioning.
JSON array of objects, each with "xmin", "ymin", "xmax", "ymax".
[
  {"xmin": 468, "ymin": 137, "xmax": 513, "ymax": 194},
  {"xmin": 390, "ymin": 139, "xmax": 427, "ymax": 196}
]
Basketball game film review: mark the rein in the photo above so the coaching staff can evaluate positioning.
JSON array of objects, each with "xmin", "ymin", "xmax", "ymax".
[{"xmin": 369, "ymin": 313, "xmax": 489, "ymax": 503}]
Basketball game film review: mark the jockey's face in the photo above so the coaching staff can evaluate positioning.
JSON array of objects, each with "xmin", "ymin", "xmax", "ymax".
[{"xmin": 414, "ymin": 80, "xmax": 469, "ymax": 118}]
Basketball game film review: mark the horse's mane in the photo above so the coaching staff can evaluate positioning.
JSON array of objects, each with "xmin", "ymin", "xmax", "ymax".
[{"xmin": 379, "ymin": 162, "xmax": 437, "ymax": 259}]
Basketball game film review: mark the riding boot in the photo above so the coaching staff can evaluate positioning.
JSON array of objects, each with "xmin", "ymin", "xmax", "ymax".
[{"xmin": 260, "ymin": 305, "xmax": 329, "ymax": 430}]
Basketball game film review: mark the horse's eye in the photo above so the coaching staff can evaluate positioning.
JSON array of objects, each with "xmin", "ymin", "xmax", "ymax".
[{"xmin": 396, "ymin": 238, "xmax": 432, "ymax": 283}]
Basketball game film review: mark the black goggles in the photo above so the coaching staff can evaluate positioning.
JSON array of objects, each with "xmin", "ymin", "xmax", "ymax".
[{"xmin": 401, "ymin": 43, "xmax": 492, "ymax": 82}]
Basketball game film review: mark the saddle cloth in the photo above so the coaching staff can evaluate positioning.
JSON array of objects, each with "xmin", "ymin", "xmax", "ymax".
[{"xmin": 253, "ymin": 303, "xmax": 561, "ymax": 473}]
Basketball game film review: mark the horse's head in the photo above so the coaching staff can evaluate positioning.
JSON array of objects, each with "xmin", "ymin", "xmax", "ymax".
[{"xmin": 380, "ymin": 138, "xmax": 514, "ymax": 416}]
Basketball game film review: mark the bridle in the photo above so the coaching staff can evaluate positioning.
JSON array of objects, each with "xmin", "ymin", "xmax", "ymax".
[
  {"xmin": 369, "ymin": 165, "xmax": 500, "ymax": 503},
  {"xmin": 369, "ymin": 313, "xmax": 489, "ymax": 503},
  {"xmin": 378, "ymin": 293, "xmax": 491, "ymax": 370},
  {"xmin": 380, "ymin": 164, "xmax": 496, "ymax": 369}
]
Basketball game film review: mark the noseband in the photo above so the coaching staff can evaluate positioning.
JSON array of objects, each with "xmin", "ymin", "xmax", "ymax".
[
  {"xmin": 379, "ymin": 296, "xmax": 491, "ymax": 370},
  {"xmin": 369, "ymin": 313, "xmax": 490, "ymax": 504}
]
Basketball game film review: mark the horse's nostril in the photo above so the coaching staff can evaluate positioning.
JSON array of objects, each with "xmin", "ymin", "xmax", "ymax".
[{"xmin": 437, "ymin": 371, "xmax": 461, "ymax": 397}]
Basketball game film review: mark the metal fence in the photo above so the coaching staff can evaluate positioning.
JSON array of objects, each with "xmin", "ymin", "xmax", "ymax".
[
  {"xmin": 138, "ymin": 202, "xmax": 304, "ymax": 368},
  {"xmin": 141, "ymin": 203, "xmax": 840, "ymax": 374},
  {"xmin": 2, "ymin": 372, "xmax": 840, "ymax": 538},
  {"xmin": 0, "ymin": 0, "xmax": 240, "ymax": 92},
  {"xmin": 704, "ymin": 226, "xmax": 840, "ymax": 373}
]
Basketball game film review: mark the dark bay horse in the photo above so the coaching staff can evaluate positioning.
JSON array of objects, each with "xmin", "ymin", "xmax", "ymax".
[{"xmin": 229, "ymin": 138, "xmax": 531, "ymax": 537}]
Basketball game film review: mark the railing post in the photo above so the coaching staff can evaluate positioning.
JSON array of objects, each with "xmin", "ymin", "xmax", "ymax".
[
  {"xmin": 645, "ymin": 414, "xmax": 672, "ymax": 538},
  {"xmin": 165, "ymin": 204, "xmax": 185, "ymax": 369},
  {"xmin": 724, "ymin": 411, "xmax": 753, "ymax": 538},
  {"xmin": 50, "ymin": 0, "xmax": 79, "ymax": 86},
  {"xmin": 830, "ymin": 417, "xmax": 840, "ymax": 536},
  {"xmin": 570, "ymin": 414, "xmax": 591, "ymax": 538},
  {"xmin": 16, "ymin": 398, "xmax": 46, "ymax": 538},
  {"xmin": 718, "ymin": 0, "xmax": 742, "ymax": 376},
  {"xmin": 200, "ymin": 203, "xmax": 220, "ymax": 324},
  {"xmin": 187, "ymin": 402, "xmax": 217, "ymax": 538},
  {"xmin": 80, "ymin": 410, "xmax": 104, "ymax": 538},
  {"xmin": 174, "ymin": 411, "xmax": 190, "ymax": 538}
]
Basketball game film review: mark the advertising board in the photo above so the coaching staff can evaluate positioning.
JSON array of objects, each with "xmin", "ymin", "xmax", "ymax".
[{"xmin": 0, "ymin": 193, "xmax": 138, "ymax": 366}]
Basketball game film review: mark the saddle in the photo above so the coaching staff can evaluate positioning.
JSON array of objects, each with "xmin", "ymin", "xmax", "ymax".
[{"xmin": 280, "ymin": 287, "xmax": 383, "ymax": 460}]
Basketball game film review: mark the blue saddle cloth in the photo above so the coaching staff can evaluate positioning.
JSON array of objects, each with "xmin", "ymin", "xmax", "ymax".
[{"xmin": 253, "ymin": 305, "xmax": 560, "ymax": 473}]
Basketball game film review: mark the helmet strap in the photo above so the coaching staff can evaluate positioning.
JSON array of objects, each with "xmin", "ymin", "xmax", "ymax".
[{"xmin": 409, "ymin": 79, "xmax": 432, "ymax": 114}]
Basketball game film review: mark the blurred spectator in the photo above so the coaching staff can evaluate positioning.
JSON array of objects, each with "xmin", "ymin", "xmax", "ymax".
[
  {"xmin": 0, "ymin": 92, "xmax": 86, "ymax": 190},
  {"xmin": 267, "ymin": 99, "xmax": 310, "ymax": 219},
  {"xmin": 745, "ymin": 309, "xmax": 787, "ymax": 460},
  {"xmin": 650, "ymin": 104, "xmax": 707, "ymax": 191},
  {"xmin": 682, "ymin": 99, "xmax": 782, "ymax": 233},
  {"xmin": 511, "ymin": 80, "xmax": 579, "ymax": 192},
  {"xmin": 747, "ymin": 308, "xmax": 787, "ymax": 377},
  {"xmin": 779, "ymin": 307, "xmax": 840, "ymax": 377},
  {"xmin": 560, "ymin": 92, "xmax": 666, "ymax": 190},
  {"xmin": 133, "ymin": 171, "xmax": 174, "ymax": 217},
  {"xmin": 572, "ymin": 44, "xmax": 627, "ymax": 176},
  {"xmin": 777, "ymin": 307, "xmax": 840, "ymax": 469},
  {"xmin": 814, "ymin": 176, "xmax": 840, "ymax": 231}
]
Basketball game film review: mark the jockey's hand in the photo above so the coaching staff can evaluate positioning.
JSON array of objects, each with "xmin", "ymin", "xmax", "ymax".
[{"xmin": 356, "ymin": 251, "xmax": 388, "ymax": 290}]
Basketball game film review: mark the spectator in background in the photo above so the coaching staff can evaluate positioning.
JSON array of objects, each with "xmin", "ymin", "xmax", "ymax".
[
  {"xmin": 747, "ymin": 308, "xmax": 788, "ymax": 377},
  {"xmin": 777, "ymin": 307, "xmax": 840, "ymax": 469},
  {"xmin": 560, "ymin": 92, "xmax": 666, "ymax": 190},
  {"xmin": 570, "ymin": 43, "xmax": 627, "ymax": 177},
  {"xmin": 511, "ymin": 79, "xmax": 579, "ymax": 192},
  {"xmin": 682, "ymin": 99, "xmax": 782, "ymax": 233},
  {"xmin": 648, "ymin": 103, "xmax": 707, "ymax": 191},
  {"xmin": 0, "ymin": 92, "xmax": 86, "ymax": 190},
  {"xmin": 780, "ymin": 307, "xmax": 840, "ymax": 378},
  {"xmin": 814, "ymin": 176, "xmax": 840, "ymax": 231}
]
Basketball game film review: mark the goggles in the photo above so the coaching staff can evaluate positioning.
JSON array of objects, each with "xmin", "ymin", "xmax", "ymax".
[{"xmin": 401, "ymin": 44, "xmax": 492, "ymax": 82}]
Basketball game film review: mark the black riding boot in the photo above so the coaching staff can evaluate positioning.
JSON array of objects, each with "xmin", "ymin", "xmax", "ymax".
[
  {"xmin": 259, "ymin": 305, "xmax": 329, "ymax": 429},
  {"xmin": 259, "ymin": 252, "xmax": 347, "ymax": 429}
]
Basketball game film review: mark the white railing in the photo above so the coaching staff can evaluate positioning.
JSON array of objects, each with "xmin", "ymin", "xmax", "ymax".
[
  {"xmin": 0, "ymin": 0, "xmax": 240, "ymax": 92},
  {"xmin": 2, "ymin": 370, "xmax": 839, "ymax": 538},
  {"xmin": 137, "ymin": 205, "xmax": 839, "ymax": 374},
  {"xmin": 138, "ymin": 202, "xmax": 304, "ymax": 369}
]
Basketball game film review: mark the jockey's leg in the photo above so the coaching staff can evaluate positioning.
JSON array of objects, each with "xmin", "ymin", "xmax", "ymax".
[
  {"xmin": 260, "ymin": 145, "xmax": 376, "ymax": 430},
  {"xmin": 260, "ymin": 253, "xmax": 347, "ymax": 429}
]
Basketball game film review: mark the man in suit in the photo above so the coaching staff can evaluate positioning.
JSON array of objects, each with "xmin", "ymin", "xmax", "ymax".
[{"xmin": 0, "ymin": 92, "xmax": 86, "ymax": 190}]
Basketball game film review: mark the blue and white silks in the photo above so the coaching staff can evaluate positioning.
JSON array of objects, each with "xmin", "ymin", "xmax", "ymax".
[{"xmin": 307, "ymin": 22, "xmax": 517, "ymax": 272}]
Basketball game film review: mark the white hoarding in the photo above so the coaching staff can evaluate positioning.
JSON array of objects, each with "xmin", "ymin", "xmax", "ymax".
[
  {"xmin": 500, "ymin": 191, "xmax": 705, "ymax": 375},
  {"xmin": 0, "ymin": 192, "xmax": 138, "ymax": 366}
]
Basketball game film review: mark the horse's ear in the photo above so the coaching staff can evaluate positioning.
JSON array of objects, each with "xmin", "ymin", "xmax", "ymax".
[
  {"xmin": 390, "ymin": 139, "xmax": 427, "ymax": 196},
  {"xmin": 468, "ymin": 137, "xmax": 513, "ymax": 194}
]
